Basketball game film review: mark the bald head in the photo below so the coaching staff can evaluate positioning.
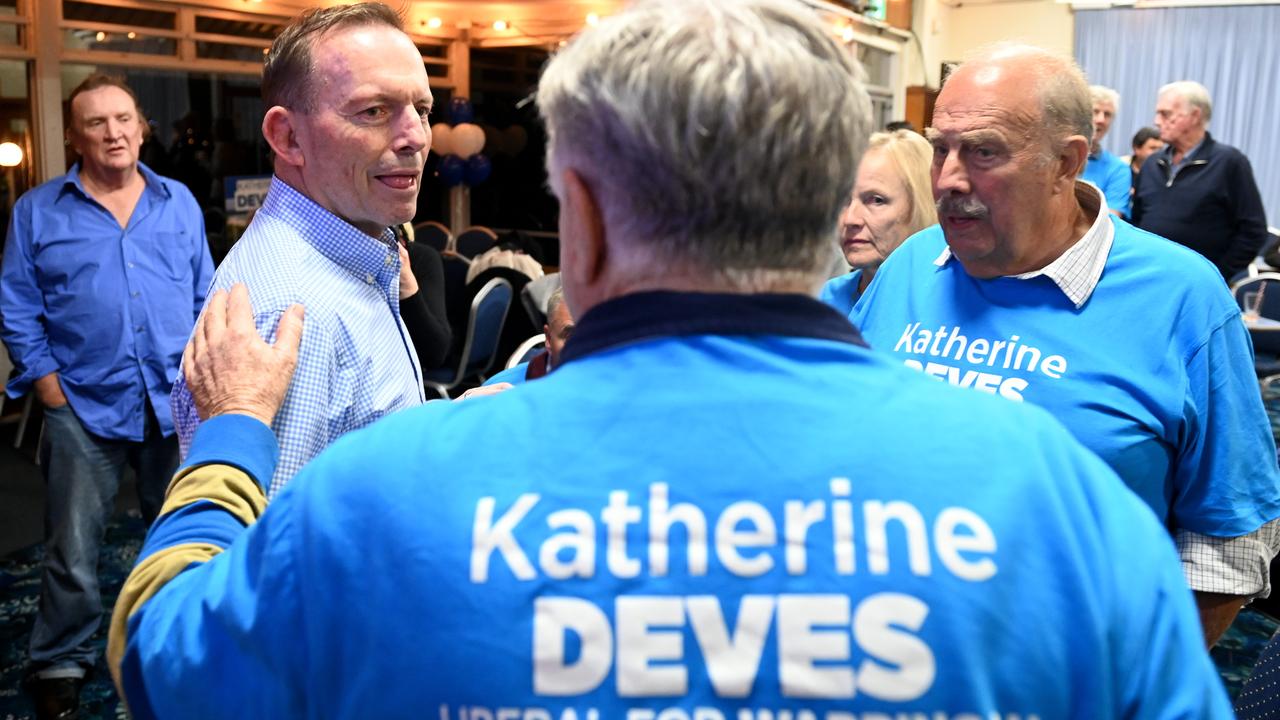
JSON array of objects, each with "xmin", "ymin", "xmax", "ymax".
[
  {"xmin": 948, "ymin": 44, "xmax": 1093, "ymax": 153},
  {"xmin": 925, "ymin": 43, "xmax": 1093, "ymax": 279}
]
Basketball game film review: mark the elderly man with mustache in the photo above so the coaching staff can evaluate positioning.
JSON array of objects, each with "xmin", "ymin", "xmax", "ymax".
[{"xmin": 852, "ymin": 43, "xmax": 1280, "ymax": 649}]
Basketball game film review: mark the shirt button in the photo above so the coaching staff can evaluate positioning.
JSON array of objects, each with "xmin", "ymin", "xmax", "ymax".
[
  {"xmin": 127, "ymin": 262, "xmax": 135, "ymax": 268},
  {"xmin": 365, "ymin": 273, "xmax": 375, "ymax": 284},
  {"xmin": 131, "ymin": 291, "xmax": 140, "ymax": 298},
  {"xmin": 385, "ymin": 254, "xmax": 394, "ymax": 266}
]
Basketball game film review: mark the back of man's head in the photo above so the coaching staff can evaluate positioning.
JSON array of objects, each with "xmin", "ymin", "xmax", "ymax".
[
  {"xmin": 263, "ymin": 2, "xmax": 403, "ymax": 114},
  {"xmin": 536, "ymin": 0, "xmax": 872, "ymax": 289}
]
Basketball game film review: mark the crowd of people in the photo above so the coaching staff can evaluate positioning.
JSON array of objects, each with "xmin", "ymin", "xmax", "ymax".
[{"xmin": 0, "ymin": 0, "xmax": 1277, "ymax": 718}]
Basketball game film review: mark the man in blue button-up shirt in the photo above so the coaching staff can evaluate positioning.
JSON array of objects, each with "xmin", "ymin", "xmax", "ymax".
[{"xmin": 0, "ymin": 73, "xmax": 211, "ymax": 717}]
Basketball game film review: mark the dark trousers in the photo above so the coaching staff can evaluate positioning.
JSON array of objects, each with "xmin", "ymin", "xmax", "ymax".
[{"xmin": 27, "ymin": 402, "xmax": 176, "ymax": 678}]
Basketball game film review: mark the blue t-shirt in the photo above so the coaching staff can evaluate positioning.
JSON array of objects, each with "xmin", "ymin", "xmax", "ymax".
[
  {"xmin": 852, "ymin": 222, "xmax": 1280, "ymax": 537},
  {"xmin": 1082, "ymin": 148, "xmax": 1131, "ymax": 217},
  {"xmin": 818, "ymin": 269, "xmax": 863, "ymax": 316},
  {"xmin": 120, "ymin": 292, "xmax": 1228, "ymax": 719}
]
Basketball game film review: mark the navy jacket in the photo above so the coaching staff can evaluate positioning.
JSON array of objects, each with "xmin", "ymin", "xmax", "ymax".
[{"xmin": 1131, "ymin": 133, "xmax": 1268, "ymax": 280}]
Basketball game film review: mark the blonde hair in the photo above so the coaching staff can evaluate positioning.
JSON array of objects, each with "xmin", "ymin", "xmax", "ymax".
[{"xmin": 866, "ymin": 129, "xmax": 936, "ymax": 235}]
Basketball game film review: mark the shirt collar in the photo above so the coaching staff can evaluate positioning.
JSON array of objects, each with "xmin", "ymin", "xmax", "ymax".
[
  {"xmin": 258, "ymin": 175, "xmax": 398, "ymax": 283},
  {"xmin": 1163, "ymin": 134, "xmax": 1206, "ymax": 168},
  {"xmin": 931, "ymin": 181, "xmax": 1114, "ymax": 309},
  {"xmin": 60, "ymin": 161, "xmax": 171, "ymax": 200},
  {"xmin": 559, "ymin": 291, "xmax": 868, "ymax": 367}
]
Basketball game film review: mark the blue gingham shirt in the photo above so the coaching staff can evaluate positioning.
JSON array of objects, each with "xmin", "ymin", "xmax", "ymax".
[{"xmin": 172, "ymin": 177, "xmax": 424, "ymax": 497}]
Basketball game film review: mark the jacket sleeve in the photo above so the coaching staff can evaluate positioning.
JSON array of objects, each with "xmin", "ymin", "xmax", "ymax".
[
  {"xmin": 1218, "ymin": 152, "xmax": 1269, "ymax": 279},
  {"xmin": 108, "ymin": 414, "xmax": 302, "ymax": 719},
  {"xmin": 0, "ymin": 195, "xmax": 60, "ymax": 397}
]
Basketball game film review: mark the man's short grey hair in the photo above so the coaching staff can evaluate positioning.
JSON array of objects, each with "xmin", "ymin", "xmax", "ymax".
[
  {"xmin": 545, "ymin": 287, "xmax": 566, "ymax": 325},
  {"xmin": 536, "ymin": 0, "xmax": 873, "ymax": 288},
  {"xmin": 1159, "ymin": 80, "xmax": 1213, "ymax": 124},
  {"xmin": 964, "ymin": 43, "xmax": 1093, "ymax": 156},
  {"xmin": 1089, "ymin": 85, "xmax": 1120, "ymax": 113}
]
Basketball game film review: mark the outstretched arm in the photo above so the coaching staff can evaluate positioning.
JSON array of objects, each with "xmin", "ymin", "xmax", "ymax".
[{"xmin": 108, "ymin": 285, "xmax": 302, "ymax": 712}]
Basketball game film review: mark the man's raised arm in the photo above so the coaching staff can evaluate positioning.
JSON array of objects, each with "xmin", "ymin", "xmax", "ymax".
[{"xmin": 107, "ymin": 284, "xmax": 302, "ymax": 706}]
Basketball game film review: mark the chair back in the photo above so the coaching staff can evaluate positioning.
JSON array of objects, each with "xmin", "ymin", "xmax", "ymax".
[
  {"xmin": 414, "ymin": 221, "xmax": 452, "ymax": 254},
  {"xmin": 506, "ymin": 333, "xmax": 546, "ymax": 370},
  {"xmin": 423, "ymin": 277, "xmax": 513, "ymax": 398},
  {"xmin": 464, "ymin": 278, "xmax": 514, "ymax": 375},
  {"xmin": 455, "ymin": 225, "xmax": 498, "ymax": 258}
]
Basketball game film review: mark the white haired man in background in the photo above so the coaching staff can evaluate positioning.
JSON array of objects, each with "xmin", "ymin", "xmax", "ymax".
[
  {"xmin": 1132, "ymin": 80, "xmax": 1269, "ymax": 280},
  {"xmin": 1081, "ymin": 84, "xmax": 1130, "ymax": 216}
]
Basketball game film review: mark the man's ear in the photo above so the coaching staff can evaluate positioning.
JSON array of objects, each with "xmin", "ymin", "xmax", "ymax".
[
  {"xmin": 262, "ymin": 107, "xmax": 303, "ymax": 168},
  {"xmin": 560, "ymin": 167, "xmax": 607, "ymax": 289},
  {"xmin": 1056, "ymin": 134, "xmax": 1090, "ymax": 192}
]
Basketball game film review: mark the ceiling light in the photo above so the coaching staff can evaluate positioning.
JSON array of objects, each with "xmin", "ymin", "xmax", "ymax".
[
  {"xmin": 841, "ymin": 25, "xmax": 855, "ymax": 42},
  {"xmin": 586, "ymin": 13, "xmax": 600, "ymax": 26},
  {"xmin": 493, "ymin": 20, "xmax": 509, "ymax": 31},
  {"xmin": 95, "ymin": 31, "xmax": 106, "ymax": 42},
  {"xmin": 427, "ymin": 17, "xmax": 443, "ymax": 29}
]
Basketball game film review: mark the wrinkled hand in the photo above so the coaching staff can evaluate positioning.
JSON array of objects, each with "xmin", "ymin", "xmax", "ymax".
[
  {"xmin": 398, "ymin": 242, "xmax": 419, "ymax": 300},
  {"xmin": 183, "ymin": 284, "xmax": 304, "ymax": 425},
  {"xmin": 456, "ymin": 383, "xmax": 513, "ymax": 400}
]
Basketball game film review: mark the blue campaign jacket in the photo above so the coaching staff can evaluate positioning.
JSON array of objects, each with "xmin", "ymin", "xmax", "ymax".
[{"xmin": 116, "ymin": 292, "xmax": 1228, "ymax": 719}]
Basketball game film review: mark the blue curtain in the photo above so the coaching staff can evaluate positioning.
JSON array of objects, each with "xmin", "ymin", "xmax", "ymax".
[{"xmin": 1075, "ymin": 5, "xmax": 1280, "ymax": 226}]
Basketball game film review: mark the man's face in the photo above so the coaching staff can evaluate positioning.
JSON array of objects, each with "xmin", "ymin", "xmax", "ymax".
[
  {"xmin": 544, "ymin": 300, "xmax": 575, "ymax": 368},
  {"xmin": 1154, "ymin": 93, "xmax": 1199, "ymax": 147},
  {"xmin": 68, "ymin": 85, "xmax": 144, "ymax": 177},
  {"xmin": 926, "ymin": 64, "xmax": 1061, "ymax": 277},
  {"xmin": 1091, "ymin": 99, "xmax": 1115, "ymax": 146},
  {"xmin": 292, "ymin": 24, "xmax": 432, "ymax": 237},
  {"xmin": 1133, "ymin": 137, "xmax": 1164, "ymax": 166}
]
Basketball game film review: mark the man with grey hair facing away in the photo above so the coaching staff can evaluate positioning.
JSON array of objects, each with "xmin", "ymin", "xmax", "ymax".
[
  {"xmin": 854, "ymin": 44, "xmax": 1280, "ymax": 650},
  {"xmin": 1132, "ymin": 80, "xmax": 1269, "ymax": 280},
  {"xmin": 1081, "ymin": 85, "xmax": 1130, "ymax": 217},
  {"xmin": 109, "ymin": 3, "xmax": 1227, "ymax": 717}
]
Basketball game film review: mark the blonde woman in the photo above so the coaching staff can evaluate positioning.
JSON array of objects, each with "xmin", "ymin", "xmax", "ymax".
[{"xmin": 821, "ymin": 129, "xmax": 937, "ymax": 315}]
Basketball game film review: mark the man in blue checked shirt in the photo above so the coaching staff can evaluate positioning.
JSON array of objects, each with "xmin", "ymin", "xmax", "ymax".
[
  {"xmin": 0, "ymin": 73, "xmax": 211, "ymax": 718},
  {"xmin": 171, "ymin": 3, "xmax": 430, "ymax": 497}
]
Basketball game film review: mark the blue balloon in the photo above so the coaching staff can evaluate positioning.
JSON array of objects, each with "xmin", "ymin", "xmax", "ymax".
[
  {"xmin": 437, "ymin": 154, "xmax": 465, "ymax": 187},
  {"xmin": 464, "ymin": 154, "xmax": 492, "ymax": 186},
  {"xmin": 449, "ymin": 97, "xmax": 474, "ymax": 124}
]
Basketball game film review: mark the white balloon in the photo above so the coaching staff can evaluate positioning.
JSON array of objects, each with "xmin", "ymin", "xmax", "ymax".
[
  {"xmin": 430, "ymin": 123, "xmax": 453, "ymax": 156},
  {"xmin": 452, "ymin": 123, "xmax": 486, "ymax": 159}
]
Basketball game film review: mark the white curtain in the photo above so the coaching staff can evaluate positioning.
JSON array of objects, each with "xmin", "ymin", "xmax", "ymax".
[{"xmin": 1075, "ymin": 5, "xmax": 1280, "ymax": 225}]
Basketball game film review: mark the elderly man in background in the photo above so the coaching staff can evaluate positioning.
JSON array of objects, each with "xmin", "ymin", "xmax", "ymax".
[
  {"xmin": 854, "ymin": 44, "xmax": 1280, "ymax": 648},
  {"xmin": 170, "ymin": 2, "xmax": 429, "ymax": 498},
  {"xmin": 1081, "ymin": 85, "xmax": 1130, "ymax": 217},
  {"xmin": 1132, "ymin": 80, "xmax": 1269, "ymax": 280},
  {"xmin": 0, "ymin": 74, "xmax": 211, "ymax": 718},
  {"xmin": 484, "ymin": 286, "xmax": 574, "ymax": 387},
  {"xmin": 108, "ymin": 2, "xmax": 1227, "ymax": 717}
]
